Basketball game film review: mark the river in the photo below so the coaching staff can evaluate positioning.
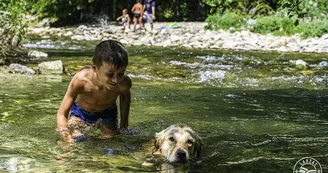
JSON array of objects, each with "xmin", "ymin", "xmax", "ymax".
[{"xmin": 0, "ymin": 43, "xmax": 327, "ymax": 172}]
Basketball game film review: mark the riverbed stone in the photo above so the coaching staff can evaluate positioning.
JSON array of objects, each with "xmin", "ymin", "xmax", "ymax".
[
  {"xmin": 38, "ymin": 60, "xmax": 64, "ymax": 74},
  {"xmin": 9, "ymin": 64, "xmax": 35, "ymax": 75},
  {"xmin": 27, "ymin": 50, "xmax": 48, "ymax": 59},
  {"xmin": 25, "ymin": 22, "xmax": 328, "ymax": 53}
]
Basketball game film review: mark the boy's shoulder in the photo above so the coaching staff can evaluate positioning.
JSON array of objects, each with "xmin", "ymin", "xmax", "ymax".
[
  {"xmin": 72, "ymin": 67, "xmax": 94, "ymax": 86},
  {"xmin": 76, "ymin": 66, "xmax": 92, "ymax": 78},
  {"xmin": 118, "ymin": 75, "xmax": 132, "ymax": 92}
]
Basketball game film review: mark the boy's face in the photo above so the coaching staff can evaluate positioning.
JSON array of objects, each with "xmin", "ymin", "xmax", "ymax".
[{"xmin": 94, "ymin": 62, "xmax": 126, "ymax": 90}]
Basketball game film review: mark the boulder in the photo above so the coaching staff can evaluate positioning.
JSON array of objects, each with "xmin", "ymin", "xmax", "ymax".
[
  {"xmin": 9, "ymin": 63, "xmax": 35, "ymax": 74},
  {"xmin": 38, "ymin": 60, "xmax": 64, "ymax": 74}
]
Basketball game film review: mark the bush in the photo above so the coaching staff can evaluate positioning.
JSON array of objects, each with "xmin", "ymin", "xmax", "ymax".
[
  {"xmin": 251, "ymin": 16, "xmax": 295, "ymax": 35},
  {"xmin": 280, "ymin": 17, "xmax": 295, "ymax": 35},
  {"xmin": 0, "ymin": 0, "xmax": 46, "ymax": 57},
  {"xmin": 251, "ymin": 16, "xmax": 281, "ymax": 34},
  {"xmin": 205, "ymin": 12, "xmax": 244, "ymax": 30},
  {"xmin": 296, "ymin": 19, "xmax": 328, "ymax": 39},
  {"xmin": 0, "ymin": 0, "xmax": 28, "ymax": 56}
]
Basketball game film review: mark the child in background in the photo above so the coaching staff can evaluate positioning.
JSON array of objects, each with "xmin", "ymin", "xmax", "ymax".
[{"xmin": 116, "ymin": 9, "xmax": 131, "ymax": 30}]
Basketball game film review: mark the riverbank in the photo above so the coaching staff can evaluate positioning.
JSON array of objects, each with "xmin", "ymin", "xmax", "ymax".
[{"xmin": 26, "ymin": 22, "xmax": 328, "ymax": 54}]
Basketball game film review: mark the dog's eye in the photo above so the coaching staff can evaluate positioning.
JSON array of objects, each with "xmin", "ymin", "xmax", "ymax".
[
  {"xmin": 187, "ymin": 139, "xmax": 193, "ymax": 144},
  {"xmin": 168, "ymin": 137, "xmax": 175, "ymax": 142}
]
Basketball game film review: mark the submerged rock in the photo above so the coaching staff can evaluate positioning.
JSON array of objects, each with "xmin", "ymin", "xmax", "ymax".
[
  {"xmin": 8, "ymin": 63, "xmax": 35, "ymax": 75},
  {"xmin": 38, "ymin": 60, "xmax": 64, "ymax": 74},
  {"xmin": 27, "ymin": 50, "xmax": 48, "ymax": 59}
]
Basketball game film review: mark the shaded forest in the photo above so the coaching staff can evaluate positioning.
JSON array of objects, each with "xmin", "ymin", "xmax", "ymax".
[{"xmin": 44, "ymin": 0, "xmax": 209, "ymax": 26}]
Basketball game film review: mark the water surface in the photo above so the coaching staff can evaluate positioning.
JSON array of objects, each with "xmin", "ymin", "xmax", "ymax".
[{"xmin": 0, "ymin": 45, "xmax": 328, "ymax": 172}]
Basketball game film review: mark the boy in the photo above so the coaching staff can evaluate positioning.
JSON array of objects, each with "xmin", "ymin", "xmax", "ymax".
[
  {"xmin": 56, "ymin": 40, "xmax": 132, "ymax": 142},
  {"xmin": 143, "ymin": 0, "xmax": 156, "ymax": 30},
  {"xmin": 131, "ymin": 0, "xmax": 144, "ymax": 31},
  {"xmin": 116, "ymin": 9, "xmax": 131, "ymax": 31}
]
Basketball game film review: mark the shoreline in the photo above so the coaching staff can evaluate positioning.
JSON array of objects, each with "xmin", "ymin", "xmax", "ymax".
[{"xmin": 26, "ymin": 22, "xmax": 328, "ymax": 54}]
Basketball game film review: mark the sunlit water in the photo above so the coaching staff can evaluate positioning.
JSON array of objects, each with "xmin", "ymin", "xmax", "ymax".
[{"xmin": 1, "ymin": 44, "xmax": 328, "ymax": 172}]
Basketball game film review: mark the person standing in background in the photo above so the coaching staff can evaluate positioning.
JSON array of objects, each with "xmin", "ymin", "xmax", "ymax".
[
  {"xmin": 131, "ymin": 0, "xmax": 144, "ymax": 31},
  {"xmin": 143, "ymin": 0, "xmax": 156, "ymax": 30}
]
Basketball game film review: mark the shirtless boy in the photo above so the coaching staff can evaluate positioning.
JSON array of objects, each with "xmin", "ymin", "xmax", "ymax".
[
  {"xmin": 56, "ymin": 40, "xmax": 132, "ymax": 142},
  {"xmin": 131, "ymin": 0, "xmax": 144, "ymax": 31}
]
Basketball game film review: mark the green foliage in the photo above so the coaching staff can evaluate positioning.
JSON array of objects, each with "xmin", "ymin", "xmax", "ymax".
[
  {"xmin": 41, "ymin": 0, "xmax": 94, "ymax": 25},
  {"xmin": 0, "ymin": 0, "xmax": 27, "ymax": 56},
  {"xmin": 278, "ymin": 0, "xmax": 305, "ymax": 21},
  {"xmin": 0, "ymin": 0, "xmax": 46, "ymax": 56},
  {"xmin": 206, "ymin": 12, "xmax": 244, "ymax": 30},
  {"xmin": 303, "ymin": 0, "xmax": 328, "ymax": 18},
  {"xmin": 202, "ymin": 0, "xmax": 274, "ymax": 16},
  {"xmin": 296, "ymin": 19, "xmax": 328, "ymax": 39},
  {"xmin": 203, "ymin": 0, "xmax": 328, "ymax": 20},
  {"xmin": 251, "ymin": 16, "xmax": 281, "ymax": 34},
  {"xmin": 280, "ymin": 17, "xmax": 295, "ymax": 35},
  {"xmin": 251, "ymin": 16, "xmax": 295, "ymax": 35},
  {"xmin": 250, "ymin": 0, "xmax": 275, "ymax": 17},
  {"xmin": 250, "ymin": 15, "xmax": 328, "ymax": 38},
  {"xmin": 278, "ymin": 0, "xmax": 328, "ymax": 21}
]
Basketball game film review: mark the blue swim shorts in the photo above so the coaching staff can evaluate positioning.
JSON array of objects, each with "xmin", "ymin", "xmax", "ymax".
[{"xmin": 70, "ymin": 102, "xmax": 117, "ymax": 124}]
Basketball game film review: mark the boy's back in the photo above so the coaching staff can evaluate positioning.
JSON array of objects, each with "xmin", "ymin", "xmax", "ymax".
[{"xmin": 132, "ymin": 1, "xmax": 143, "ymax": 14}]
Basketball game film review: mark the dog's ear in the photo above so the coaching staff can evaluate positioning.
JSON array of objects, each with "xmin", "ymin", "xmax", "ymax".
[
  {"xmin": 152, "ymin": 130, "xmax": 165, "ymax": 156},
  {"xmin": 152, "ymin": 139, "xmax": 162, "ymax": 155}
]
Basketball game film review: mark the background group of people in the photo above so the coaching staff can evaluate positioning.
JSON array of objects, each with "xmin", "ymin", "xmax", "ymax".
[{"xmin": 116, "ymin": 0, "xmax": 156, "ymax": 31}]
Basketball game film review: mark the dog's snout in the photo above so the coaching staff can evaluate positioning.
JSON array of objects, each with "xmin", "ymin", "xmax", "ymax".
[{"xmin": 176, "ymin": 149, "xmax": 186, "ymax": 160}]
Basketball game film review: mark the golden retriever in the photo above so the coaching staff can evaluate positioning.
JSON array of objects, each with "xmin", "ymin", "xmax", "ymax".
[{"xmin": 152, "ymin": 124, "xmax": 202, "ymax": 163}]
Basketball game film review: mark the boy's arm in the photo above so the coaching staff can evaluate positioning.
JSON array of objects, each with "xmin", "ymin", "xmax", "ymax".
[
  {"xmin": 116, "ymin": 16, "xmax": 122, "ymax": 21},
  {"xmin": 152, "ymin": 6, "xmax": 156, "ymax": 19},
  {"xmin": 119, "ymin": 76, "xmax": 132, "ymax": 130},
  {"xmin": 56, "ymin": 76, "xmax": 81, "ymax": 141},
  {"xmin": 131, "ymin": 5, "xmax": 135, "ymax": 13}
]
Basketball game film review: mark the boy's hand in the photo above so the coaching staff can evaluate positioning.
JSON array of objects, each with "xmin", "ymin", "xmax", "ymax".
[{"xmin": 57, "ymin": 128, "xmax": 74, "ymax": 142}]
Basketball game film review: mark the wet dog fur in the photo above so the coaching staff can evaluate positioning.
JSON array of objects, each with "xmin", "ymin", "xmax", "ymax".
[{"xmin": 152, "ymin": 124, "xmax": 202, "ymax": 163}]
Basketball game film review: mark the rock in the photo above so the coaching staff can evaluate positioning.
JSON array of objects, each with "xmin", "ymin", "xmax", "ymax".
[
  {"xmin": 27, "ymin": 50, "xmax": 48, "ymax": 59},
  {"xmin": 38, "ymin": 60, "xmax": 64, "ymax": 74},
  {"xmin": 319, "ymin": 61, "xmax": 328, "ymax": 67},
  {"xmin": 321, "ymin": 34, "xmax": 328, "ymax": 40},
  {"xmin": 25, "ymin": 22, "xmax": 328, "ymax": 53},
  {"xmin": 75, "ymin": 25, "xmax": 88, "ymax": 32},
  {"xmin": 142, "ymin": 161, "xmax": 154, "ymax": 167},
  {"xmin": 291, "ymin": 59, "xmax": 307, "ymax": 69},
  {"xmin": 9, "ymin": 63, "xmax": 35, "ymax": 74},
  {"xmin": 63, "ymin": 31, "xmax": 73, "ymax": 37}
]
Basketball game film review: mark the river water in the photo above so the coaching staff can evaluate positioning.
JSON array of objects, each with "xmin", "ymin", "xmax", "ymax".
[{"xmin": 0, "ymin": 43, "xmax": 328, "ymax": 172}]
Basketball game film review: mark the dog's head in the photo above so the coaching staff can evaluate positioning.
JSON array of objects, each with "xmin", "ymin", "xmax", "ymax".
[{"xmin": 152, "ymin": 124, "xmax": 202, "ymax": 163}]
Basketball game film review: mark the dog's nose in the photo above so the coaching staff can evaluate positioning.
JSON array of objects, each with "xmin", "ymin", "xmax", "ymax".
[{"xmin": 176, "ymin": 149, "xmax": 186, "ymax": 161}]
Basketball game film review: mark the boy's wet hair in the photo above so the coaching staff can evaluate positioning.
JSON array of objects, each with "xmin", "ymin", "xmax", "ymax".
[{"xmin": 93, "ymin": 40, "xmax": 128, "ymax": 68}]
